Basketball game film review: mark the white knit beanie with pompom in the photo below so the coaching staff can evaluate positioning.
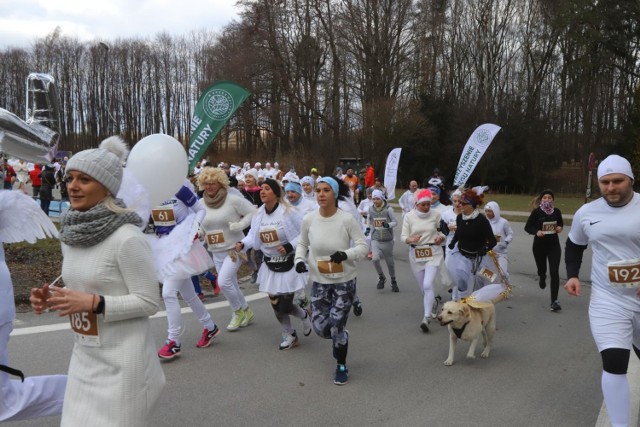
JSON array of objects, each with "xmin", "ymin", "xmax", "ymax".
[{"xmin": 66, "ymin": 136, "xmax": 129, "ymax": 196}]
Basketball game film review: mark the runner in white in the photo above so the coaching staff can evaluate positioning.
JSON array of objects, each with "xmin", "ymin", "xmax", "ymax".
[
  {"xmin": 398, "ymin": 180, "xmax": 419, "ymax": 216},
  {"xmin": 564, "ymin": 154, "xmax": 640, "ymax": 427}
]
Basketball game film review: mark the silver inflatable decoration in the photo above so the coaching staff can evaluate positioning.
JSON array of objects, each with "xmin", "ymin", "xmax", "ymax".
[{"xmin": 0, "ymin": 73, "xmax": 60, "ymax": 163}]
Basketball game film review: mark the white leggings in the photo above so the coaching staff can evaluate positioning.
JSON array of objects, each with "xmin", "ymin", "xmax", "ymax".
[
  {"xmin": 162, "ymin": 277, "xmax": 215, "ymax": 343},
  {"xmin": 211, "ymin": 251, "xmax": 247, "ymax": 312},
  {"xmin": 0, "ymin": 322, "xmax": 67, "ymax": 422},
  {"xmin": 412, "ymin": 265, "xmax": 439, "ymax": 318}
]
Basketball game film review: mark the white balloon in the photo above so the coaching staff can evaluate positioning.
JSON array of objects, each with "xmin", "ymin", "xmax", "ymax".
[{"xmin": 126, "ymin": 134, "xmax": 188, "ymax": 206}]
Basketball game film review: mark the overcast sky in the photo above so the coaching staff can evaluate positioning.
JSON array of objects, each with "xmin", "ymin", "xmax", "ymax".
[{"xmin": 0, "ymin": 0, "xmax": 240, "ymax": 49}]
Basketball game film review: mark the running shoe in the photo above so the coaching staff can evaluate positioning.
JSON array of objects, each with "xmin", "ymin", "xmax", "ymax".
[
  {"xmin": 391, "ymin": 280, "xmax": 399, "ymax": 293},
  {"xmin": 430, "ymin": 295, "xmax": 442, "ymax": 318},
  {"xmin": 250, "ymin": 271, "xmax": 258, "ymax": 284},
  {"xmin": 302, "ymin": 311, "xmax": 312, "ymax": 336},
  {"xmin": 550, "ymin": 300, "xmax": 562, "ymax": 312},
  {"xmin": 539, "ymin": 276, "xmax": 547, "ymax": 289},
  {"xmin": 197, "ymin": 292, "xmax": 205, "ymax": 301},
  {"xmin": 227, "ymin": 309, "xmax": 246, "ymax": 331},
  {"xmin": 420, "ymin": 317, "xmax": 430, "ymax": 333},
  {"xmin": 212, "ymin": 278, "xmax": 220, "ymax": 296},
  {"xmin": 240, "ymin": 307, "xmax": 255, "ymax": 327},
  {"xmin": 352, "ymin": 301, "xmax": 363, "ymax": 317},
  {"xmin": 334, "ymin": 364, "xmax": 349, "ymax": 385},
  {"xmin": 279, "ymin": 331, "xmax": 299, "ymax": 350},
  {"xmin": 376, "ymin": 276, "xmax": 386, "ymax": 289},
  {"xmin": 158, "ymin": 340, "xmax": 181, "ymax": 359},
  {"xmin": 196, "ymin": 325, "xmax": 220, "ymax": 348}
]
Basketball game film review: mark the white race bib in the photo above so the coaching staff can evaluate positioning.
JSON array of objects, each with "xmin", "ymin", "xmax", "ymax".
[
  {"xmin": 414, "ymin": 246, "xmax": 433, "ymax": 263},
  {"xmin": 259, "ymin": 228, "xmax": 281, "ymax": 248},
  {"xmin": 542, "ymin": 221, "xmax": 557, "ymax": 235},
  {"xmin": 152, "ymin": 207, "xmax": 177, "ymax": 227},
  {"xmin": 206, "ymin": 230, "xmax": 226, "ymax": 248},
  {"xmin": 608, "ymin": 258, "xmax": 640, "ymax": 288},
  {"xmin": 70, "ymin": 312, "xmax": 100, "ymax": 347},
  {"xmin": 477, "ymin": 267, "xmax": 497, "ymax": 282},
  {"xmin": 317, "ymin": 258, "xmax": 345, "ymax": 279}
]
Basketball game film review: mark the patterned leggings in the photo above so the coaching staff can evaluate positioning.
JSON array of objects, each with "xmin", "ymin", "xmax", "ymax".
[{"xmin": 310, "ymin": 280, "xmax": 355, "ymax": 349}]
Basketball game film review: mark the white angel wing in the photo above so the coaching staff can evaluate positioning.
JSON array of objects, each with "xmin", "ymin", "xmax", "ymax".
[
  {"xmin": 117, "ymin": 168, "xmax": 152, "ymax": 229},
  {"xmin": 0, "ymin": 190, "xmax": 58, "ymax": 243}
]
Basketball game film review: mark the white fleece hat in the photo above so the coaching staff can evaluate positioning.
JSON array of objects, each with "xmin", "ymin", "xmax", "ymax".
[
  {"xmin": 66, "ymin": 136, "xmax": 128, "ymax": 196},
  {"xmin": 597, "ymin": 154, "xmax": 634, "ymax": 180},
  {"xmin": 372, "ymin": 189, "xmax": 385, "ymax": 200}
]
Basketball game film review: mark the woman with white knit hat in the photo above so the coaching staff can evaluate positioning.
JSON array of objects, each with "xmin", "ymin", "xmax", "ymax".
[
  {"xmin": 30, "ymin": 136, "xmax": 165, "ymax": 426},
  {"xmin": 366, "ymin": 189, "xmax": 398, "ymax": 292},
  {"xmin": 300, "ymin": 176, "xmax": 316, "ymax": 202},
  {"xmin": 401, "ymin": 189, "xmax": 446, "ymax": 332}
]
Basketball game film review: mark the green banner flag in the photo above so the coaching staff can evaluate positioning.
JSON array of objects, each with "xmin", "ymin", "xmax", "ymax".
[{"xmin": 188, "ymin": 81, "xmax": 251, "ymax": 171}]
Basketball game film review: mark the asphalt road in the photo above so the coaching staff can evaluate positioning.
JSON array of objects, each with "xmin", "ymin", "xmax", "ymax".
[{"xmin": 7, "ymin": 223, "xmax": 631, "ymax": 427}]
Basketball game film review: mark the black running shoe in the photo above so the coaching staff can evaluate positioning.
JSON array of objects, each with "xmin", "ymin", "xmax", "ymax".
[
  {"xmin": 539, "ymin": 276, "xmax": 546, "ymax": 289},
  {"xmin": 550, "ymin": 300, "xmax": 562, "ymax": 312},
  {"xmin": 391, "ymin": 280, "xmax": 399, "ymax": 293},
  {"xmin": 376, "ymin": 276, "xmax": 386, "ymax": 289},
  {"xmin": 352, "ymin": 301, "xmax": 363, "ymax": 317}
]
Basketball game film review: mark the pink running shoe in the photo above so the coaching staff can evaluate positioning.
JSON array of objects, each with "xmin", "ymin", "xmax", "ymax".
[{"xmin": 196, "ymin": 325, "xmax": 220, "ymax": 348}]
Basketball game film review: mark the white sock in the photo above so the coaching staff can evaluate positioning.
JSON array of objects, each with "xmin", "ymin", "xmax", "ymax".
[{"xmin": 601, "ymin": 371, "xmax": 629, "ymax": 427}]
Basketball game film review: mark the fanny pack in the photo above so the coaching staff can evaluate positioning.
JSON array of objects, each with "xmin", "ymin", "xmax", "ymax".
[
  {"xmin": 264, "ymin": 253, "xmax": 295, "ymax": 272},
  {"xmin": 459, "ymin": 248, "xmax": 480, "ymax": 260}
]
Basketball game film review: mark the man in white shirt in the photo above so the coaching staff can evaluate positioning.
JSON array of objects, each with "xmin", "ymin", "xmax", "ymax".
[{"xmin": 564, "ymin": 154, "xmax": 640, "ymax": 427}]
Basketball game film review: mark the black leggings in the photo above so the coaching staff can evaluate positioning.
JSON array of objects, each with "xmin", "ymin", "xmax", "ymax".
[{"xmin": 532, "ymin": 239, "xmax": 561, "ymax": 302}]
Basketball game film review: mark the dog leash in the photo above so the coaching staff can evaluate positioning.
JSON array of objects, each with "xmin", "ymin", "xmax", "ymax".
[{"xmin": 487, "ymin": 250, "xmax": 513, "ymax": 302}]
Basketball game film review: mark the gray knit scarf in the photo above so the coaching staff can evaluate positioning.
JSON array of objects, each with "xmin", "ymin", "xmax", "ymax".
[{"xmin": 60, "ymin": 199, "xmax": 143, "ymax": 247}]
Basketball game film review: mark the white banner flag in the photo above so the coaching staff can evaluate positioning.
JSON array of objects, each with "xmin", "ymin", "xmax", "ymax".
[
  {"xmin": 453, "ymin": 123, "xmax": 501, "ymax": 187},
  {"xmin": 383, "ymin": 148, "xmax": 402, "ymax": 200}
]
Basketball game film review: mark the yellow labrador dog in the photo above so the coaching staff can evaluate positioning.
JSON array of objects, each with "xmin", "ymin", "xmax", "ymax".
[{"xmin": 437, "ymin": 300, "xmax": 496, "ymax": 366}]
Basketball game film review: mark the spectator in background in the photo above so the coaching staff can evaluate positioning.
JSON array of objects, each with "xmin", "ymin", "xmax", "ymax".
[
  {"xmin": 39, "ymin": 164, "xmax": 56, "ymax": 216},
  {"xmin": 3, "ymin": 162, "xmax": 15, "ymax": 190},
  {"xmin": 29, "ymin": 164, "xmax": 42, "ymax": 198},
  {"xmin": 364, "ymin": 162, "xmax": 375, "ymax": 189},
  {"xmin": 373, "ymin": 177, "xmax": 386, "ymax": 196},
  {"xmin": 55, "ymin": 162, "xmax": 68, "ymax": 202},
  {"xmin": 342, "ymin": 168, "xmax": 360, "ymax": 203}
]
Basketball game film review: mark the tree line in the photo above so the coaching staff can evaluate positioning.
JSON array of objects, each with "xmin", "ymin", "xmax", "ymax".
[{"xmin": 0, "ymin": 0, "xmax": 639, "ymax": 193}]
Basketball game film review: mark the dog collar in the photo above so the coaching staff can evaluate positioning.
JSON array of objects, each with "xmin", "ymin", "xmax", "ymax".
[{"xmin": 452, "ymin": 321, "xmax": 470, "ymax": 339}]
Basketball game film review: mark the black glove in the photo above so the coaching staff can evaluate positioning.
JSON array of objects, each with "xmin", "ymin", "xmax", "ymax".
[
  {"xmin": 329, "ymin": 251, "xmax": 348, "ymax": 264},
  {"xmin": 448, "ymin": 242, "xmax": 455, "ymax": 250},
  {"xmin": 382, "ymin": 222, "xmax": 390, "ymax": 229},
  {"xmin": 364, "ymin": 228, "xmax": 370, "ymax": 237},
  {"xmin": 295, "ymin": 262, "xmax": 308, "ymax": 273}
]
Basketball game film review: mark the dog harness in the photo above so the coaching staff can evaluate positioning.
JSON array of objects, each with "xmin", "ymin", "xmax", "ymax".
[{"xmin": 451, "ymin": 321, "xmax": 470, "ymax": 339}]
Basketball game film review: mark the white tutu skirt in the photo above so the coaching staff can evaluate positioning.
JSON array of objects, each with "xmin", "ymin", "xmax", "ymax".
[
  {"xmin": 258, "ymin": 266, "xmax": 307, "ymax": 295},
  {"xmin": 147, "ymin": 213, "xmax": 214, "ymax": 283}
]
